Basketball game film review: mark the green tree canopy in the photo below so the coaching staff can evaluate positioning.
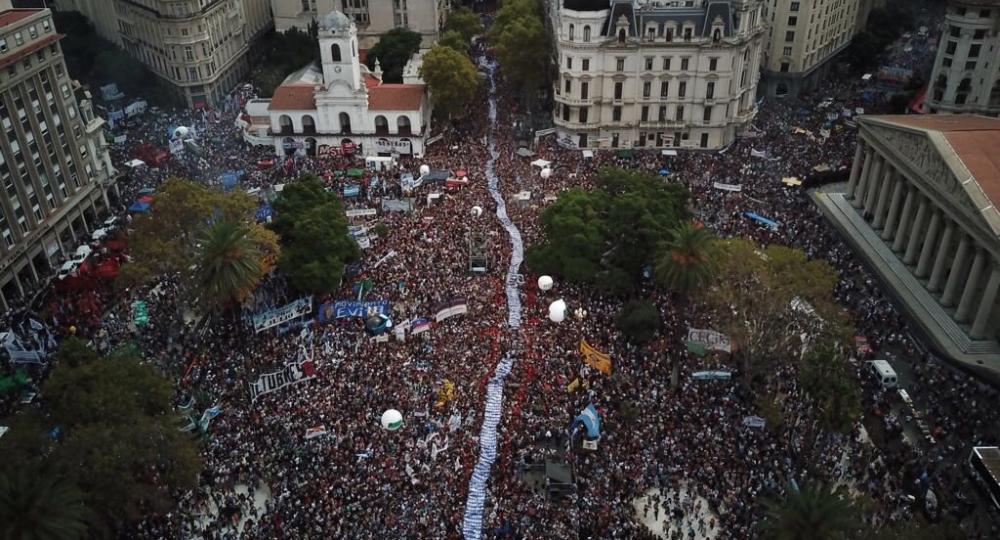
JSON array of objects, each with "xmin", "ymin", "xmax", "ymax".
[
  {"xmin": 368, "ymin": 28, "xmax": 422, "ymax": 83},
  {"xmin": 419, "ymin": 44, "xmax": 481, "ymax": 118},
  {"xmin": 491, "ymin": 0, "xmax": 551, "ymax": 105},
  {"xmin": 759, "ymin": 483, "xmax": 862, "ymax": 540},
  {"xmin": 444, "ymin": 7, "xmax": 483, "ymax": 43},
  {"xmin": 54, "ymin": 336, "xmax": 99, "ymax": 369},
  {"xmin": 0, "ymin": 466, "xmax": 90, "ymax": 540},
  {"xmin": 526, "ymin": 167, "xmax": 689, "ymax": 293},
  {"xmin": 438, "ymin": 29, "xmax": 470, "ymax": 54},
  {"xmin": 195, "ymin": 221, "xmax": 267, "ymax": 310},
  {"xmin": 251, "ymin": 26, "xmax": 319, "ymax": 96},
  {"xmin": 654, "ymin": 222, "xmax": 717, "ymax": 296},
  {"xmin": 798, "ymin": 345, "xmax": 862, "ymax": 434},
  {"xmin": 271, "ymin": 175, "xmax": 359, "ymax": 294},
  {"xmin": 616, "ymin": 300, "xmax": 661, "ymax": 344}
]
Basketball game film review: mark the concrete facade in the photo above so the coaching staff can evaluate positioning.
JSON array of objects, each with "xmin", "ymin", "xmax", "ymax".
[
  {"xmin": 0, "ymin": 7, "xmax": 116, "ymax": 309},
  {"xmin": 551, "ymin": 0, "xmax": 767, "ymax": 151},
  {"xmin": 760, "ymin": 0, "xmax": 861, "ymax": 98},
  {"xmin": 271, "ymin": 0, "xmax": 444, "ymax": 48},
  {"xmin": 925, "ymin": 0, "xmax": 1000, "ymax": 116},
  {"xmin": 816, "ymin": 115, "xmax": 1000, "ymax": 381},
  {"xmin": 58, "ymin": 0, "xmax": 273, "ymax": 108}
]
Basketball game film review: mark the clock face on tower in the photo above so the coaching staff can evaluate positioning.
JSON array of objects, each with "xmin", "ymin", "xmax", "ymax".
[{"xmin": 335, "ymin": 66, "xmax": 342, "ymax": 73}]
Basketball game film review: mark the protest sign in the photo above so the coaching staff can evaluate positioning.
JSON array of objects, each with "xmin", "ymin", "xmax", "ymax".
[{"xmin": 252, "ymin": 297, "xmax": 312, "ymax": 333}]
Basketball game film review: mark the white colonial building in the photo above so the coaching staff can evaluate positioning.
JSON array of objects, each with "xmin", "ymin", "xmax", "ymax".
[
  {"xmin": 925, "ymin": 0, "xmax": 1000, "ymax": 116},
  {"xmin": 243, "ymin": 12, "xmax": 431, "ymax": 159},
  {"xmin": 550, "ymin": 0, "xmax": 766, "ymax": 150}
]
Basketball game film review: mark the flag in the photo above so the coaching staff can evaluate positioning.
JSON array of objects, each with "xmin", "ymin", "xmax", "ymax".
[
  {"xmin": 198, "ymin": 406, "xmax": 222, "ymax": 432},
  {"xmin": 572, "ymin": 404, "xmax": 601, "ymax": 438},
  {"xmin": 305, "ymin": 425, "xmax": 328, "ymax": 439},
  {"xmin": 579, "ymin": 339, "xmax": 612, "ymax": 375},
  {"xmin": 411, "ymin": 318, "xmax": 431, "ymax": 335}
]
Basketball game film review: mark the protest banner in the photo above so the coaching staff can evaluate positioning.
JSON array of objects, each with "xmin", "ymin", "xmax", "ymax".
[
  {"xmin": 305, "ymin": 426, "xmax": 329, "ymax": 439},
  {"xmin": 742, "ymin": 416, "xmax": 766, "ymax": 429},
  {"xmin": 320, "ymin": 300, "xmax": 391, "ymax": 320},
  {"xmin": 686, "ymin": 327, "xmax": 732, "ymax": 353},
  {"xmin": 692, "ymin": 370, "xmax": 732, "ymax": 380},
  {"xmin": 345, "ymin": 208, "xmax": 377, "ymax": 218},
  {"xmin": 252, "ymin": 297, "xmax": 312, "ymax": 333},
  {"xmin": 248, "ymin": 359, "xmax": 316, "ymax": 402},
  {"xmin": 712, "ymin": 182, "xmax": 743, "ymax": 192},
  {"xmin": 579, "ymin": 339, "xmax": 612, "ymax": 375},
  {"xmin": 434, "ymin": 298, "xmax": 468, "ymax": 322}
]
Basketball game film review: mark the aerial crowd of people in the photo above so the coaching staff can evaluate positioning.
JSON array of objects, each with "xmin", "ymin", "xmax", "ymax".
[{"xmin": 4, "ymin": 6, "xmax": 998, "ymax": 540}]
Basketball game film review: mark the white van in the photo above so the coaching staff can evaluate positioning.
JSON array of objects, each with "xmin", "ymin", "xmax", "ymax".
[{"xmin": 867, "ymin": 360, "xmax": 898, "ymax": 389}]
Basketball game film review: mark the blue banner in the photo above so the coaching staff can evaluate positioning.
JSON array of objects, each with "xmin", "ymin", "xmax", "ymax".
[
  {"xmin": 344, "ymin": 184, "xmax": 360, "ymax": 197},
  {"xmin": 571, "ymin": 403, "xmax": 601, "ymax": 438},
  {"xmin": 317, "ymin": 300, "xmax": 390, "ymax": 321}
]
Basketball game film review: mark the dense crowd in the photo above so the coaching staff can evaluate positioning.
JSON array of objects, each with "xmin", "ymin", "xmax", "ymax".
[{"xmin": 10, "ymin": 6, "xmax": 999, "ymax": 540}]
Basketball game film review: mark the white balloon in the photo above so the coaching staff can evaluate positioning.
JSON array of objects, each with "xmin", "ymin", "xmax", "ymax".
[
  {"xmin": 471, "ymin": 205, "xmax": 483, "ymax": 217},
  {"xmin": 549, "ymin": 309, "xmax": 566, "ymax": 323},
  {"xmin": 381, "ymin": 409, "xmax": 404, "ymax": 430},
  {"xmin": 419, "ymin": 164, "xmax": 430, "ymax": 176},
  {"xmin": 550, "ymin": 299, "xmax": 567, "ymax": 313},
  {"xmin": 173, "ymin": 126, "xmax": 190, "ymax": 139},
  {"xmin": 537, "ymin": 275, "xmax": 553, "ymax": 291},
  {"xmin": 540, "ymin": 167, "xmax": 552, "ymax": 179}
]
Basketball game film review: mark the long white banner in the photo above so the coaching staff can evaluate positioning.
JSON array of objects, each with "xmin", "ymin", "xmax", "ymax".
[
  {"xmin": 252, "ymin": 297, "xmax": 312, "ymax": 333},
  {"xmin": 248, "ymin": 360, "xmax": 316, "ymax": 402},
  {"xmin": 687, "ymin": 327, "xmax": 732, "ymax": 353}
]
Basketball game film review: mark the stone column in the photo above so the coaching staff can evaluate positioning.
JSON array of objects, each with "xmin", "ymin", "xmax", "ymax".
[
  {"xmin": 957, "ymin": 248, "xmax": 987, "ymax": 322},
  {"xmin": 852, "ymin": 149, "xmax": 874, "ymax": 207},
  {"xmin": 972, "ymin": 266, "xmax": 1000, "ymax": 339},
  {"xmin": 863, "ymin": 156, "xmax": 884, "ymax": 215},
  {"xmin": 12, "ymin": 270, "xmax": 23, "ymax": 297},
  {"xmin": 904, "ymin": 197, "xmax": 929, "ymax": 265},
  {"xmin": 873, "ymin": 167, "xmax": 894, "ymax": 228},
  {"xmin": 892, "ymin": 189, "xmax": 917, "ymax": 252},
  {"xmin": 942, "ymin": 235, "xmax": 970, "ymax": 307},
  {"xmin": 846, "ymin": 143, "xmax": 865, "ymax": 199},
  {"xmin": 928, "ymin": 220, "xmax": 955, "ymax": 291},
  {"xmin": 881, "ymin": 179, "xmax": 906, "ymax": 240},
  {"xmin": 916, "ymin": 211, "xmax": 941, "ymax": 277}
]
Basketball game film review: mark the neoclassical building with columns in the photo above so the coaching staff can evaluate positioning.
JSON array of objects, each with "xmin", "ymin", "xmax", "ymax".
[{"xmin": 817, "ymin": 114, "xmax": 1000, "ymax": 381}]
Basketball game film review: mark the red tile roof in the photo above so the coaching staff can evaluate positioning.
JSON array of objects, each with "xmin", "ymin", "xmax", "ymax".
[
  {"xmin": 363, "ymin": 73, "xmax": 381, "ymax": 89},
  {"xmin": 0, "ymin": 9, "xmax": 40, "ymax": 28},
  {"xmin": 0, "ymin": 33, "xmax": 61, "ymax": 70},
  {"xmin": 269, "ymin": 84, "xmax": 316, "ymax": 111},
  {"xmin": 369, "ymin": 84, "xmax": 425, "ymax": 111},
  {"xmin": 358, "ymin": 48, "xmax": 369, "ymax": 65}
]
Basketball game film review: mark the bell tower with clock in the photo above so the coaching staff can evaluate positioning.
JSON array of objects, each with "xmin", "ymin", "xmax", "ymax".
[{"xmin": 319, "ymin": 11, "xmax": 362, "ymax": 93}]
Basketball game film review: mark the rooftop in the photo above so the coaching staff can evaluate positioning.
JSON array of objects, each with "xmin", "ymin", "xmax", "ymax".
[
  {"xmin": 368, "ymin": 84, "xmax": 425, "ymax": 111},
  {"xmin": 0, "ymin": 9, "xmax": 40, "ymax": 28},
  {"xmin": 269, "ymin": 84, "xmax": 316, "ymax": 111}
]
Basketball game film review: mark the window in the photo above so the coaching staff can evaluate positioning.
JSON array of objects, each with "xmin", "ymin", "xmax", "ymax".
[
  {"xmin": 614, "ymin": 82, "xmax": 623, "ymax": 99},
  {"xmin": 965, "ymin": 61, "xmax": 977, "ymax": 70},
  {"xmin": 790, "ymin": 2, "xmax": 800, "ymax": 11},
  {"xmin": 612, "ymin": 106, "xmax": 622, "ymax": 122},
  {"xmin": 569, "ymin": 24, "xmax": 574, "ymax": 41},
  {"xmin": 331, "ymin": 44, "xmax": 342, "ymax": 62},
  {"xmin": 188, "ymin": 67, "xmax": 198, "ymax": 81},
  {"xmin": 42, "ymin": 20, "xmax": 50, "ymax": 32},
  {"xmin": 562, "ymin": 105, "xmax": 569, "ymax": 121},
  {"xmin": 950, "ymin": 26, "xmax": 961, "ymax": 38},
  {"xmin": 675, "ymin": 105, "xmax": 684, "ymax": 121},
  {"xmin": 579, "ymin": 107, "xmax": 588, "ymax": 123},
  {"xmin": 783, "ymin": 46, "xmax": 792, "ymax": 56},
  {"xmin": 658, "ymin": 106, "xmax": 666, "ymax": 121},
  {"xmin": 703, "ymin": 106, "xmax": 712, "ymax": 123},
  {"xmin": 660, "ymin": 81, "xmax": 669, "ymax": 97},
  {"xmin": 28, "ymin": 26, "xmax": 37, "ymax": 39},
  {"xmin": 583, "ymin": 26, "xmax": 590, "ymax": 42},
  {"xmin": 970, "ymin": 44, "xmax": 981, "ymax": 58},
  {"xmin": 663, "ymin": 57, "xmax": 671, "ymax": 70},
  {"xmin": 946, "ymin": 41, "xmax": 957, "ymax": 55},
  {"xmin": 645, "ymin": 57, "xmax": 653, "ymax": 70},
  {"xmin": 683, "ymin": 27, "xmax": 692, "ymax": 41},
  {"xmin": 641, "ymin": 105, "xmax": 649, "ymax": 122},
  {"xmin": 680, "ymin": 58, "xmax": 689, "ymax": 70},
  {"xmin": 618, "ymin": 29, "xmax": 626, "ymax": 43},
  {"xmin": 700, "ymin": 133, "xmax": 709, "ymax": 148},
  {"xmin": 780, "ymin": 62, "xmax": 790, "ymax": 72},
  {"xmin": 616, "ymin": 57, "xmax": 625, "ymax": 71},
  {"xmin": 14, "ymin": 32, "xmax": 22, "ymax": 45},
  {"xmin": 943, "ymin": 58, "xmax": 952, "ymax": 68},
  {"xmin": 785, "ymin": 31, "xmax": 795, "ymax": 42},
  {"xmin": 580, "ymin": 82, "xmax": 588, "ymax": 99},
  {"xmin": 0, "ymin": 38, "xmax": 6, "ymax": 53},
  {"xmin": 788, "ymin": 16, "xmax": 797, "ymax": 26},
  {"xmin": 642, "ymin": 81, "xmax": 651, "ymax": 98},
  {"xmin": 678, "ymin": 81, "xmax": 686, "ymax": 98},
  {"xmin": 974, "ymin": 29, "xmax": 987, "ymax": 40},
  {"xmin": 706, "ymin": 82, "xmax": 715, "ymax": 99},
  {"xmin": 565, "ymin": 78, "xmax": 571, "ymax": 94},
  {"xmin": 709, "ymin": 58, "xmax": 718, "ymax": 71},
  {"xmin": 567, "ymin": 56, "xmax": 572, "ymax": 69},
  {"xmin": 582, "ymin": 59, "xmax": 589, "ymax": 71},
  {"xmin": 981, "ymin": 9, "xmax": 991, "ymax": 17}
]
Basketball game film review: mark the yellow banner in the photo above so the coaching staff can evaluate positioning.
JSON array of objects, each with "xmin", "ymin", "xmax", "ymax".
[
  {"xmin": 579, "ymin": 339, "xmax": 612, "ymax": 375},
  {"xmin": 435, "ymin": 379, "xmax": 456, "ymax": 409}
]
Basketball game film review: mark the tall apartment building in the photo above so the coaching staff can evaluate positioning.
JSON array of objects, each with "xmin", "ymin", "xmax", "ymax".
[
  {"xmin": 925, "ymin": 0, "xmax": 1000, "ymax": 116},
  {"xmin": 271, "ymin": 0, "xmax": 444, "ymax": 48},
  {"xmin": 551, "ymin": 0, "xmax": 767, "ymax": 151},
  {"xmin": 58, "ymin": 0, "xmax": 274, "ymax": 108},
  {"xmin": 760, "ymin": 0, "xmax": 861, "ymax": 97},
  {"xmin": 0, "ymin": 5, "xmax": 116, "ymax": 308}
]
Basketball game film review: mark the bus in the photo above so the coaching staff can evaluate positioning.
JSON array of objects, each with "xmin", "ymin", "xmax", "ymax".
[{"xmin": 968, "ymin": 446, "xmax": 1000, "ymax": 509}]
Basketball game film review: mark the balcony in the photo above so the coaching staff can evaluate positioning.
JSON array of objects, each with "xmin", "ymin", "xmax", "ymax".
[
  {"xmin": 639, "ymin": 119, "xmax": 687, "ymax": 129},
  {"xmin": 554, "ymin": 93, "xmax": 591, "ymax": 106}
]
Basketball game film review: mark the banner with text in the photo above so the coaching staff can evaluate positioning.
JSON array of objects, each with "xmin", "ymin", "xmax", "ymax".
[
  {"xmin": 686, "ymin": 327, "xmax": 732, "ymax": 353},
  {"xmin": 249, "ymin": 360, "xmax": 316, "ymax": 402},
  {"xmin": 434, "ymin": 298, "xmax": 468, "ymax": 322},
  {"xmin": 319, "ymin": 300, "xmax": 391, "ymax": 320},
  {"xmin": 252, "ymin": 297, "xmax": 312, "ymax": 333},
  {"xmin": 579, "ymin": 339, "xmax": 612, "ymax": 375}
]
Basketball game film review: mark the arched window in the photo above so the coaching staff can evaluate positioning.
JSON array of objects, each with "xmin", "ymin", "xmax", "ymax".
[
  {"xmin": 374, "ymin": 115, "xmax": 389, "ymax": 135},
  {"xmin": 569, "ymin": 24, "xmax": 575, "ymax": 41},
  {"xmin": 331, "ymin": 44, "xmax": 342, "ymax": 62},
  {"xmin": 776, "ymin": 83, "xmax": 789, "ymax": 96},
  {"xmin": 301, "ymin": 114, "xmax": 316, "ymax": 134},
  {"xmin": 339, "ymin": 112, "xmax": 351, "ymax": 134},
  {"xmin": 278, "ymin": 114, "xmax": 293, "ymax": 134},
  {"xmin": 990, "ymin": 79, "xmax": 1000, "ymax": 107},
  {"xmin": 397, "ymin": 115, "xmax": 411, "ymax": 135},
  {"xmin": 583, "ymin": 26, "xmax": 591, "ymax": 42},
  {"xmin": 618, "ymin": 29, "xmax": 626, "ymax": 43},
  {"xmin": 713, "ymin": 28, "xmax": 721, "ymax": 42}
]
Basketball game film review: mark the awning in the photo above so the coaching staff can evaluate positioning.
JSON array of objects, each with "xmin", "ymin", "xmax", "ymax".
[
  {"xmin": 347, "ymin": 168, "xmax": 365, "ymax": 178},
  {"xmin": 530, "ymin": 159, "xmax": 551, "ymax": 169},
  {"xmin": 616, "ymin": 149, "xmax": 634, "ymax": 158},
  {"xmin": 661, "ymin": 149, "xmax": 678, "ymax": 156},
  {"xmin": 128, "ymin": 201, "xmax": 150, "ymax": 213}
]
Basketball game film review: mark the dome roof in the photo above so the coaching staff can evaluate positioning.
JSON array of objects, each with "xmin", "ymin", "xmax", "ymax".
[{"xmin": 320, "ymin": 11, "xmax": 354, "ymax": 32}]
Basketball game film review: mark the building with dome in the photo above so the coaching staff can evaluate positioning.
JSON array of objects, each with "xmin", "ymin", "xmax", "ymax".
[{"xmin": 242, "ymin": 11, "xmax": 431, "ymax": 159}]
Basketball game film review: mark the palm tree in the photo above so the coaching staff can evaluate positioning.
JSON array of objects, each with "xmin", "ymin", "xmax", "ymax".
[
  {"xmin": 759, "ymin": 483, "xmax": 861, "ymax": 540},
  {"xmin": 654, "ymin": 221, "xmax": 717, "ymax": 295},
  {"xmin": 195, "ymin": 221, "xmax": 265, "ymax": 309},
  {"xmin": 0, "ymin": 467, "xmax": 90, "ymax": 540}
]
